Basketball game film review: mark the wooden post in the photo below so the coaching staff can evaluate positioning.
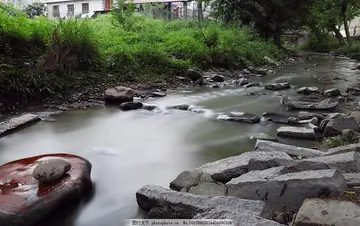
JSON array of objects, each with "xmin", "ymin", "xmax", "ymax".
[
  {"xmin": 184, "ymin": 1, "xmax": 188, "ymax": 19},
  {"xmin": 168, "ymin": 2, "xmax": 171, "ymax": 21}
]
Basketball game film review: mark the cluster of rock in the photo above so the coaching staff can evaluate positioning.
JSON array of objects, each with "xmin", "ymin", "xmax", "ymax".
[
  {"xmin": 136, "ymin": 139, "xmax": 360, "ymax": 225},
  {"xmin": 0, "ymin": 154, "xmax": 92, "ymax": 226}
]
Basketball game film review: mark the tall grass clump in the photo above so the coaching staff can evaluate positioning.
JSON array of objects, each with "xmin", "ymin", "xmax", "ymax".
[{"xmin": 40, "ymin": 19, "xmax": 100, "ymax": 72}]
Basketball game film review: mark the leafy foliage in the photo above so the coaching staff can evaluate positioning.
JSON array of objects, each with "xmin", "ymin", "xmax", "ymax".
[{"xmin": 24, "ymin": 3, "xmax": 46, "ymax": 18}]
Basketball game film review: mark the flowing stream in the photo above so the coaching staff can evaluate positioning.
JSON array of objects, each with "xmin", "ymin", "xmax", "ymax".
[{"xmin": 0, "ymin": 55, "xmax": 360, "ymax": 226}]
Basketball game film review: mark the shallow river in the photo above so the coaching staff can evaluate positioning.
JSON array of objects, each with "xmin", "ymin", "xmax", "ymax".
[{"xmin": 0, "ymin": 55, "xmax": 360, "ymax": 226}]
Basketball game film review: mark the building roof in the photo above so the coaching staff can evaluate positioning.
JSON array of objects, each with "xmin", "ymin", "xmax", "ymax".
[{"xmin": 126, "ymin": 0, "xmax": 188, "ymax": 3}]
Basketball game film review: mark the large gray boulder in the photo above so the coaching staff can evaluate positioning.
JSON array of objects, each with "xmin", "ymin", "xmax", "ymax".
[
  {"xmin": 255, "ymin": 140, "xmax": 323, "ymax": 157},
  {"xmin": 118, "ymin": 101, "xmax": 143, "ymax": 111},
  {"xmin": 349, "ymin": 111, "xmax": 360, "ymax": 125},
  {"xmin": 280, "ymin": 96, "xmax": 339, "ymax": 110},
  {"xmin": 233, "ymin": 166, "xmax": 287, "ymax": 182},
  {"xmin": 0, "ymin": 114, "xmax": 40, "ymax": 137},
  {"xmin": 301, "ymin": 151, "xmax": 360, "ymax": 173},
  {"xmin": 170, "ymin": 171, "xmax": 203, "ymax": 191},
  {"xmin": 286, "ymin": 161, "xmax": 330, "ymax": 173},
  {"xmin": 194, "ymin": 151, "xmax": 293, "ymax": 183},
  {"xmin": 277, "ymin": 126, "xmax": 315, "ymax": 139},
  {"xmin": 265, "ymin": 82, "xmax": 290, "ymax": 91},
  {"xmin": 227, "ymin": 169, "xmax": 347, "ymax": 213},
  {"xmin": 104, "ymin": 86, "xmax": 134, "ymax": 104},
  {"xmin": 188, "ymin": 182, "xmax": 227, "ymax": 196},
  {"xmin": 294, "ymin": 199, "xmax": 360, "ymax": 226},
  {"xmin": 324, "ymin": 117, "xmax": 359, "ymax": 137},
  {"xmin": 210, "ymin": 74, "xmax": 225, "ymax": 82},
  {"xmin": 217, "ymin": 112, "xmax": 260, "ymax": 124},
  {"xmin": 186, "ymin": 69, "xmax": 203, "ymax": 82},
  {"xmin": 323, "ymin": 143, "xmax": 360, "ymax": 156},
  {"xmin": 343, "ymin": 173, "xmax": 360, "ymax": 187},
  {"xmin": 324, "ymin": 88, "xmax": 341, "ymax": 97},
  {"xmin": 136, "ymin": 185, "xmax": 270, "ymax": 218}
]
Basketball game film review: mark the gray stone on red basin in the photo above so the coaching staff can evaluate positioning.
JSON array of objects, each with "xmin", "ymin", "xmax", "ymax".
[
  {"xmin": 33, "ymin": 159, "xmax": 71, "ymax": 184},
  {"xmin": 193, "ymin": 151, "xmax": 293, "ymax": 183},
  {"xmin": 0, "ymin": 114, "xmax": 40, "ymax": 138},
  {"xmin": 136, "ymin": 185, "xmax": 270, "ymax": 218},
  {"xmin": 0, "ymin": 154, "xmax": 92, "ymax": 226},
  {"xmin": 226, "ymin": 169, "xmax": 347, "ymax": 213},
  {"xmin": 255, "ymin": 140, "xmax": 322, "ymax": 157},
  {"xmin": 294, "ymin": 199, "xmax": 360, "ymax": 226},
  {"xmin": 300, "ymin": 152, "xmax": 360, "ymax": 173},
  {"xmin": 277, "ymin": 126, "xmax": 315, "ymax": 139},
  {"xmin": 323, "ymin": 143, "xmax": 360, "ymax": 156}
]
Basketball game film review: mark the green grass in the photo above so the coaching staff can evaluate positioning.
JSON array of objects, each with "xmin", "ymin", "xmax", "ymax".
[{"xmin": 0, "ymin": 4, "xmax": 283, "ymax": 107}]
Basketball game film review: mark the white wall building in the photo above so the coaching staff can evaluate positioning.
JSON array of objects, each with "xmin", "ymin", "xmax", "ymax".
[{"xmin": 45, "ymin": 0, "xmax": 111, "ymax": 19}]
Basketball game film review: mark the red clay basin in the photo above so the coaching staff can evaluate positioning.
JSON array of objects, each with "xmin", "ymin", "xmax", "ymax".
[{"xmin": 0, "ymin": 154, "xmax": 92, "ymax": 226}]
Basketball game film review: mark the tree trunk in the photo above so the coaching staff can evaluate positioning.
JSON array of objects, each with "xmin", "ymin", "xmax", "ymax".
[
  {"xmin": 273, "ymin": 31, "xmax": 281, "ymax": 46},
  {"xmin": 341, "ymin": 2, "xmax": 351, "ymax": 43},
  {"xmin": 331, "ymin": 25, "xmax": 345, "ymax": 45}
]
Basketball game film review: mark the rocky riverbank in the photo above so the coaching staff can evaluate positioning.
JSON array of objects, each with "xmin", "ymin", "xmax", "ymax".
[{"xmin": 136, "ymin": 141, "xmax": 360, "ymax": 225}]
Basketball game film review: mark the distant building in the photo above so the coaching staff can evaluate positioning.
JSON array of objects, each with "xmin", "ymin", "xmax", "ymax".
[{"xmin": 45, "ymin": 0, "xmax": 111, "ymax": 19}]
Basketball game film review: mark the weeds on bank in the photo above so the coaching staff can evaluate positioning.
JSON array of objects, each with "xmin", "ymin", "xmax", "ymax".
[{"xmin": 0, "ymin": 3, "xmax": 282, "ymax": 106}]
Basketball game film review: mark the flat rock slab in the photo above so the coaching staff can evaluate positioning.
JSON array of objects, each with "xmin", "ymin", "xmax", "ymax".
[
  {"xmin": 297, "ymin": 111, "xmax": 325, "ymax": 120},
  {"xmin": 343, "ymin": 173, "xmax": 360, "ymax": 187},
  {"xmin": 277, "ymin": 126, "xmax": 315, "ymax": 139},
  {"xmin": 324, "ymin": 88, "xmax": 341, "ymax": 97},
  {"xmin": 281, "ymin": 97, "xmax": 339, "ymax": 110},
  {"xmin": 296, "ymin": 87, "xmax": 320, "ymax": 95},
  {"xmin": 255, "ymin": 140, "xmax": 322, "ymax": 157},
  {"xmin": 136, "ymin": 185, "xmax": 269, "ymax": 218},
  {"xmin": 294, "ymin": 199, "xmax": 360, "ymax": 226},
  {"xmin": 217, "ymin": 112, "xmax": 260, "ymax": 123},
  {"xmin": 323, "ymin": 143, "xmax": 360, "ymax": 156},
  {"xmin": 0, "ymin": 114, "xmax": 40, "ymax": 138},
  {"xmin": 300, "ymin": 151, "xmax": 360, "ymax": 173},
  {"xmin": 232, "ymin": 166, "xmax": 287, "ymax": 183},
  {"xmin": 227, "ymin": 169, "xmax": 347, "ymax": 213},
  {"xmin": 0, "ymin": 154, "xmax": 92, "ymax": 226},
  {"xmin": 194, "ymin": 151, "xmax": 293, "ymax": 183},
  {"xmin": 261, "ymin": 112, "xmax": 293, "ymax": 124},
  {"xmin": 250, "ymin": 133, "xmax": 278, "ymax": 141},
  {"xmin": 265, "ymin": 82, "xmax": 290, "ymax": 90}
]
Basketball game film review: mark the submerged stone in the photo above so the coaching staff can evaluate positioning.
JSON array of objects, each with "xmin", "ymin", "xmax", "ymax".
[{"xmin": 0, "ymin": 114, "xmax": 40, "ymax": 138}]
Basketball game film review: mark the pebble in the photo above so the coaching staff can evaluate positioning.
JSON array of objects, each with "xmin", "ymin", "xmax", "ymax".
[{"xmin": 33, "ymin": 159, "xmax": 71, "ymax": 184}]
